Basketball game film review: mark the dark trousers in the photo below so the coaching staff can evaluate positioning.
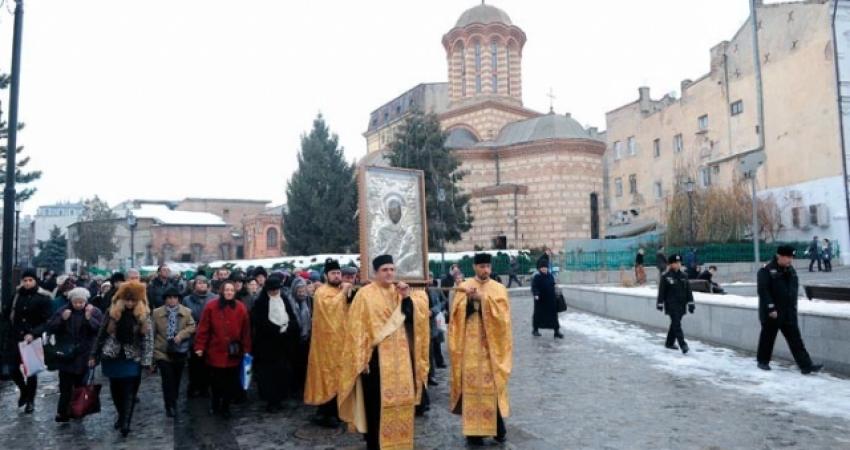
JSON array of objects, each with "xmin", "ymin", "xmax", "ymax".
[
  {"xmin": 507, "ymin": 275, "xmax": 522, "ymax": 288},
  {"xmin": 430, "ymin": 338, "xmax": 445, "ymax": 371},
  {"xmin": 11, "ymin": 370, "xmax": 37, "ymax": 404},
  {"xmin": 809, "ymin": 257, "xmax": 822, "ymax": 272},
  {"xmin": 757, "ymin": 319, "xmax": 814, "ymax": 369},
  {"xmin": 318, "ymin": 397, "xmax": 338, "ymax": 418},
  {"xmin": 362, "ymin": 348, "xmax": 381, "ymax": 450},
  {"xmin": 109, "ymin": 376, "xmax": 141, "ymax": 427},
  {"xmin": 824, "ymin": 258, "xmax": 832, "ymax": 272},
  {"xmin": 665, "ymin": 313, "xmax": 686, "ymax": 347},
  {"xmin": 187, "ymin": 353, "xmax": 209, "ymax": 396},
  {"xmin": 57, "ymin": 371, "xmax": 85, "ymax": 417},
  {"xmin": 157, "ymin": 359, "xmax": 185, "ymax": 409},
  {"xmin": 209, "ymin": 366, "xmax": 240, "ymax": 411}
]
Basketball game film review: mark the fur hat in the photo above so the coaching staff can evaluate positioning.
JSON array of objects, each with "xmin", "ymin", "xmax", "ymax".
[
  {"xmin": 372, "ymin": 254, "xmax": 393, "ymax": 271},
  {"xmin": 67, "ymin": 287, "xmax": 91, "ymax": 302},
  {"xmin": 473, "ymin": 253, "xmax": 492, "ymax": 265},
  {"xmin": 21, "ymin": 268, "xmax": 38, "ymax": 281},
  {"xmin": 114, "ymin": 280, "xmax": 148, "ymax": 304}
]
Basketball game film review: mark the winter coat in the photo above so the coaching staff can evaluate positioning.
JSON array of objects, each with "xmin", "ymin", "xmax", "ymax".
[
  {"xmin": 807, "ymin": 239, "xmax": 820, "ymax": 258},
  {"xmin": 531, "ymin": 271, "xmax": 559, "ymax": 329},
  {"xmin": 6, "ymin": 286, "xmax": 53, "ymax": 342},
  {"xmin": 757, "ymin": 257, "xmax": 799, "ymax": 324},
  {"xmin": 194, "ymin": 299, "xmax": 252, "ymax": 369},
  {"xmin": 655, "ymin": 251, "xmax": 668, "ymax": 273},
  {"xmin": 46, "ymin": 305, "xmax": 102, "ymax": 374},
  {"xmin": 657, "ymin": 269, "xmax": 694, "ymax": 317},
  {"xmin": 427, "ymin": 287, "xmax": 446, "ymax": 340},
  {"xmin": 251, "ymin": 291, "xmax": 300, "ymax": 364},
  {"xmin": 91, "ymin": 313, "xmax": 154, "ymax": 367},
  {"xmin": 152, "ymin": 305, "xmax": 196, "ymax": 362},
  {"xmin": 182, "ymin": 291, "xmax": 216, "ymax": 324},
  {"xmin": 147, "ymin": 277, "xmax": 177, "ymax": 309}
]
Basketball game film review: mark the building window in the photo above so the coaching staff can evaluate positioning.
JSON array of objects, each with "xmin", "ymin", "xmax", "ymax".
[
  {"xmin": 674, "ymin": 134, "xmax": 684, "ymax": 153},
  {"xmin": 506, "ymin": 45, "xmax": 511, "ymax": 95},
  {"xmin": 475, "ymin": 42, "xmax": 482, "ymax": 93},
  {"xmin": 459, "ymin": 44, "xmax": 466, "ymax": 97},
  {"xmin": 699, "ymin": 167, "xmax": 712, "ymax": 187},
  {"xmin": 614, "ymin": 141, "xmax": 623, "ymax": 160},
  {"xmin": 627, "ymin": 137, "xmax": 636, "ymax": 156},
  {"xmin": 491, "ymin": 41, "xmax": 498, "ymax": 94},
  {"xmin": 266, "ymin": 227, "xmax": 279, "ymax": 250},
  {"xmin": 653, "ymin": 138, "xmax": 661, "ymax": 158},
  {"xmin": 730, "ymin": 100, "xmax": 743, "ymax": 116},
  {"xmin": 190, "ymin": 244, "xmax": 203, "ymax": 262},
  {"xmin": 698, "ymin": 114, "xmax": 709, "ymax": 131},
  {"xmin": 615, "ymin": 178, "xmax": 623, "ymax": 197},
  {"xmin": 629, "ymin": 174, "xmax": 637, "ymax": 194},
  {"xmin": 809, "ymin": 205, "xmax": 819, "ymax": 227},
  {"xmin": 654, "ymin": 181, "xmax": 663, "ymax": 199}
]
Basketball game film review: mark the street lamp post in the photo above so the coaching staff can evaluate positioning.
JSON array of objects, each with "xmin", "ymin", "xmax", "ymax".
[
  {"xmin": 14, "ymin": 201, "xmax": 21, "ymax": 267},
  {"xmin": 685, "ymin": 179, "xmax": 696, "ymax": 247},
  {"xmin": 127, "ymin": 211, "xmax": 137, "ymax": 269}
]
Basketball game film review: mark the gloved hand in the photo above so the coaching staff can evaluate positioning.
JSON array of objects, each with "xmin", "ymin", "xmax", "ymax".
[
  {"xmin": 688, "ymin": 304, "xmax": 695, "ymax": 314},
  {"xmin": 656, "ymin": 303, "xmax": 663, "ymax": 312}
]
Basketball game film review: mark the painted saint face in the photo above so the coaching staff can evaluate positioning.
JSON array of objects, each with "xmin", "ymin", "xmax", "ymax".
[{"xmin": 388, "ymin": 199, "xmax": 402, "ymax": 224}]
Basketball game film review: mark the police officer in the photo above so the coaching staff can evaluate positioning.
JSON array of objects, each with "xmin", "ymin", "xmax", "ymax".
[
  {"xmin": 756, "ymin": 245, "xmax": 823, "ymax": 374},
  {"xmin": 656, "ymin": 254, "xmax": 695, "ymax": 354}
]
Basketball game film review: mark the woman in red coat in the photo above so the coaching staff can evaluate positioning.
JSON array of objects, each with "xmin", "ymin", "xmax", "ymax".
[{"xmin": 193, "ymin": 280, "xmax": 251, "ymax": 418}]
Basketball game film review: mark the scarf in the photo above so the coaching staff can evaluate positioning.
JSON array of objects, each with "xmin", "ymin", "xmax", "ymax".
[
  {"xmin": 116, "ymin": 309, "xmax": 137, "ymax": 345},
  {"xmin": 294, "ymin": 295, "xmax": 311, "ymax": 340},
  {"xmin": 268, "ymin": 294, "xmax": 289, "ymax": 333},
  {"xmin": 165, "ymin": 304, "xmax": 180, "ymax": 340}
]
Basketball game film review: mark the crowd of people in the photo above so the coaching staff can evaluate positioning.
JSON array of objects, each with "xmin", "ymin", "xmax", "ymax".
[{"xmin": 0, "ymin": 253, "xmax": 541, "ymax": 449}]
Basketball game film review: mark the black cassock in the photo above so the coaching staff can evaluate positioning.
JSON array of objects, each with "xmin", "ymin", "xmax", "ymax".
[
  {"xmin": 531, "ymin": 272, "xmax": 559, "ymax": 330},
  {"xmin": 251, "ymin": 292, "xmax": 301, "ymax": 406}
]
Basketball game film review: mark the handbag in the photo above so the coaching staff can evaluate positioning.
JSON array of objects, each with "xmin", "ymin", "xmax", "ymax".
[
  {"xmin": 18, "ymin": 338, "xmax": 46, "ymax": 378},
  {"xmin": 69, "ymin": 370, "xmax": 101, "ymax": 419},
  {"xmin": 240, "ymin": 353, "xmax": 253, "ymax": 391},
  {"xmin": 166, "ymin": 338, "xmax": 190, "ymax": 361},
  {"xmin": 227, "ymin": 341, "xmax": 243, "ymax": 359},
  {"xmin": 44, "ymin": 334, "xmax": 78, "ymax": 371},
  {"xmin": 555, "ymin": 288, "xmax": 568, "ymax": 313}
]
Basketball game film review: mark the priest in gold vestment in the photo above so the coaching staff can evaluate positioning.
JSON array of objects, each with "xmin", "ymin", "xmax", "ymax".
[
  {"xmin": 448, "ymin": 253, "xmax": 513, "ymax": 446},
  {"xmin": 338, "ymin": 255, "xmax": 430, "ymax": 450},
  {"xmin": 304, "ymin": 258, "xmax": 350, "ymax": 427}
]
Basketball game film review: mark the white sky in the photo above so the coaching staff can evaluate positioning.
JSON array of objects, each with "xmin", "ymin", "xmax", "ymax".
[{"xmin": 0, "ymin": 0, "xmax": 762, "ymax": 215}]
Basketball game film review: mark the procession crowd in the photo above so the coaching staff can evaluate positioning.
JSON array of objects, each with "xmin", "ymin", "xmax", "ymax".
[{"xmin": 1, "ymin": 252, "xmax": 566, "ymax": 449}]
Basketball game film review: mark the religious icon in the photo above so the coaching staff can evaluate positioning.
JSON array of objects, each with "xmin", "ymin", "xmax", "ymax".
[{"xmin": 358, "ymin": 165, "xmax": 429, "ymax": 283}]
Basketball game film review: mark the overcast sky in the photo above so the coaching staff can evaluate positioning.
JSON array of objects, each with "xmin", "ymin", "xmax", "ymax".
[{"xmin": 0, "ymin": 0, "xmax": 761, "ymax": 215}]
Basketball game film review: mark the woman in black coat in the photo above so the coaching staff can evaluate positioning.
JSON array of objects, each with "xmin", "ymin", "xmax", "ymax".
[
  {"xmin": 250, "ymin": 275, "xmax": 300, "ymax": 412},
  {"xmin": 531, "ymin": 257, "xmax": 563, "ymax": 339},
  {"xmin": 46, "ymin": 287, "xmax": 103, "ymax": 422}
]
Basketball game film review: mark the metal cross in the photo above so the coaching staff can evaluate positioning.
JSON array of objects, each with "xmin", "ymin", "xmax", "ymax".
[{"xmin": 547, "ymin": 87, "xmax": 556, "ymax": 113}]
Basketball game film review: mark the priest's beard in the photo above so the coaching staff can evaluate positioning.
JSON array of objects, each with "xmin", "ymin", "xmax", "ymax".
[
  {"xmin": 328, "ymin": 280, "xmax": 342, "ymax": 288},
  {"xmin": 476, "ymin": 274, "xmax": 489, "ymax": 283}
]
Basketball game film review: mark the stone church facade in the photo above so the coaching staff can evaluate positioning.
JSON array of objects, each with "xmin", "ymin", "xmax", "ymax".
[{"xmin": 364, "ymin": 3, "xmax": 605, "ymax": 252}]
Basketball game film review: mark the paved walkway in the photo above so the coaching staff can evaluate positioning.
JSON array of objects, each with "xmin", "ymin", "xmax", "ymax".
[{"xmin": 1, "ymin": 292, "xmax": 848, "ymax": 449}]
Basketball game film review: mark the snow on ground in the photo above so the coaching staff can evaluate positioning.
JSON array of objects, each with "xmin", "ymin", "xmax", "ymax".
[
  {"xmin": 573, "ymin": 285, "xmax": 850, "ymax": 319},
  {"xmin": 563, "ymin": 312, "xmax": 850, "ymax": 421}
]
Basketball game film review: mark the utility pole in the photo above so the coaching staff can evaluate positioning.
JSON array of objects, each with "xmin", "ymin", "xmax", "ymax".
[
  {"xmin": 749, "ymin": 0, "xmax": 766, "ymax": 264},
  {"xmin": 2, "ymin": 0, "xmax": 24, "ymax": 312}
]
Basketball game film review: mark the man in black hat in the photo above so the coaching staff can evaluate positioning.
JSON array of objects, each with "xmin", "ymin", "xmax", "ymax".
[
  {"xmin": 656, "ymin": 254, "xmax": 695, "ymax": 354},
  {"xmin": 337, "ymin": 255, "xmax": 429, "ymax": 450},
  {"xmin": 148, "ymin": 265, "xmax": 177, "ymax": 309},
  {"xmin": 756, "ymin": 245, "xmax": 822, "ymax": 374}
]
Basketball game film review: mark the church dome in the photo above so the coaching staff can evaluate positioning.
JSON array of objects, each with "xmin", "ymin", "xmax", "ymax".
[
  {"xmin": 493, "ymin": 113, "xmax": 600, "ymax": 146},
  {"xmin": 455, "ymin": 3, "xmax": 513, "ymax": 28}
]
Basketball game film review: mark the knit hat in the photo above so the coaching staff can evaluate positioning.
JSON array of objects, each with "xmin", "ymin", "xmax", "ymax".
[
  {"xmin": 777, "ymin": 245, "xmax": 796, "ymax": 257},
  {"xmin": 110, "ymin": 272, "xmax": 126, "ymax": 284},
  {"xmin": 163, "ymin": 286, "xmax": 182, "ymax": 300},
  {"xmin": 667, "ymin": 254, "xmax": 683, "ymax": 264},
  {"xmin": 21, "ymin": 268, "xmax": 38, "ymax": 281},
  {"xmin": 473, "ymin": 253, "xmax": 492, "ymax": 265},
  {"xmin": 372, "ymin": 254, "xmax": 393, "ymax": 271},
  {"xmin": 324, "ymin": 258, "xmax": 341, "ymax": 273}
]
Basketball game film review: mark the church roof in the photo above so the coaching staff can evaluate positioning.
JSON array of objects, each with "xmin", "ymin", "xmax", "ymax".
[
  {"xmin": 491, "ymin": 112, "xmax": 601, "ymax": 146},
  {"xmin": 455, "ymin": 4, "xmax": 512, "ymax": 28}
]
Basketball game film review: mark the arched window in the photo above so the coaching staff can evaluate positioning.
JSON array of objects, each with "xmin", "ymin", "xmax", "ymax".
[
  {"xmin": 458, "ymin": 43, "xmax": 466, "ymax": 97},
  {"xmin": 491, "ymin": 41, "xmax": 498, "ymax": 94},
  {"xmin": 506, "ymin": 43, "xmax": 512, "ymax": 95},
  {"xmin": 474, "ymin": 41, "xmax": 482, "ymax": 93},
  {"xmin": 266, "ymin": 227, "xmax": 279, "ymax": 250}
]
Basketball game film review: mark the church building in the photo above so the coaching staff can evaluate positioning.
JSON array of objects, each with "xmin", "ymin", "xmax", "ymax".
[{"xmin": 364, "ymin": 2, "xmax": 606, "ymax": 251}]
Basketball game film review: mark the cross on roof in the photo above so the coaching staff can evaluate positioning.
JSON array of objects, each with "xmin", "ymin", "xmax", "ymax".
[{"xmin": 547, "ymin": 87, "xmax": 556, "ymax": 113}]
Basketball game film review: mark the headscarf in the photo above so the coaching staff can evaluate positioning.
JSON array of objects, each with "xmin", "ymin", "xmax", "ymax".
[
  {"xmin": 289, "ymin": 278, "xmax": 311, "ymax": 340},
  {"xmin": 165, "ymin": 304, "xmax": 180, "ymax": 340}
]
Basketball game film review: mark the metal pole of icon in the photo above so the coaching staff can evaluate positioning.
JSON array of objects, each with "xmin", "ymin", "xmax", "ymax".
[
  {"xmin": 437, "ymin": 187, "xmax": 446, "ymax": 276},
  {"xmin": 739, "ymin": 149, "xmax": 766, "ymax": 266}
]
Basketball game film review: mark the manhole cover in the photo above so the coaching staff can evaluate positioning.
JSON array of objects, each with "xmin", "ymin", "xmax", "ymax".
[{"xmin": 293, "ymin": 425, "xmax": 344, "ymax": 441}]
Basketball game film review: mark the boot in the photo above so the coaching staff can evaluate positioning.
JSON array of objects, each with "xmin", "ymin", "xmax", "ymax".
[
  {"xmin": 119, "ymin": 387, "xmax": 136, "ymax": 437},
  {"xmin": 554, "ymin": 331, "xmax": 564, "ymax": 339},
  {"xmin": 665, "ymin": 344, "xmax": 679, "ymax": 350},
  {"xmin": 466, "ymin": 436, "xmax": 485, "ymax": 447},
  {"xmin": 801, "ymin": 364, "xmax": 823, "ymax": 375},
  {"xmin": 680, "ymin": 343, "xmax": 689, "ymax": 354},
  {"xmin": 532, "ymin": 330, "xmax": 541, "ymax": 337}
]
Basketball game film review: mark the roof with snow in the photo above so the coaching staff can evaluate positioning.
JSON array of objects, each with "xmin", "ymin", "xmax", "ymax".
[{"xmin": 129, "ymin": 204, "xmax": 226, "ymax": 227}]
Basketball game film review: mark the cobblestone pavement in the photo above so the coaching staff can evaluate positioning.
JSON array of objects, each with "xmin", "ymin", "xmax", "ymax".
[{"xmin": 1, "ymin": 291, "xmax": 849, "ymax": 449}]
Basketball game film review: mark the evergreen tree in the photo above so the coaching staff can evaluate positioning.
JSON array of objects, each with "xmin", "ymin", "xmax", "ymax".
[
  {"xmin": 283, "ymin": 114, "xmax": 357, "ymax": 255},
  {"xmin": 72, "ymin": 196, "xmax": 119, "ymax": 266},
  {"xmin": 387, "ymin": 109, "xmax": 472, "ymax": 250},
  {"xmin": 0, "ymin": 73, "xmax": 41, "ymax": 202},
  {"xmin": 32, "ymin": 226, "xmax": 67, "ymax": 274}
]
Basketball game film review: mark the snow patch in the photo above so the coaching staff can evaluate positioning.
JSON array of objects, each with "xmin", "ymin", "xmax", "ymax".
[{"xmin": 563, "ymin": 312, "xmax": 850, "ymax": 421}]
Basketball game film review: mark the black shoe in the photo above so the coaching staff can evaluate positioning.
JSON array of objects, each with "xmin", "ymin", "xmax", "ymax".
[
  {"xmin": 680, "ymin": 344, "xmax": 689, "ymax": 354},
  {"xmin": 466, "ymin": 436, "xmax": 485, "ymax": 447},
  {"xmin": 428, "ymin": 378, "xmax": 439, "ymax": 386},
  {"xmin": 665, "ymin": 344, "xmax": 679, "ymax": 350},
  {"xmin": 436, "ymin": 363, "xmax": 447, "ymax": 369},
  {"xmin": 55, "ymin": 414, "xmax": 70, "ymax": 423},
  {"xmin": 120, "ymin": 426, "xmax": 130, "ymax": 438},
  {"xmin": 757, "ymin": 363, "xmax": 771, "ymax": 371},
  {"xmin": 24, "ymin": 401, "xmax": 34, "ymax": 414},
  {"xmin": 802, "ymin": 364, "xmax": 823, "ymax": 375},
  {"xmin": 165, "ymin": 406, "xmax": 175, "ymax": 418},
  {"xmin": 495, "ymin": 435, "xmax": 507, "ymax": 444},
  {"xmin": 114, "ymin": 417, "xmax": 122, "ymax": 429},
  {"xmin": 554, "ymin": 332, "xmax": 564, "ymax": 339},
  {"xmin": 532, "ymin": 330, "xmax": 541, "ymax": 337},
  {"xmin": 17, "ymin": 393, "xmax": 26, "ymax": 408}
]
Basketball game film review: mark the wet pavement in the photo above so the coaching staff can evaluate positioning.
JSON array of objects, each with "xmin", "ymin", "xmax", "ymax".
[{"xmin": 1, "ymin": 290, "xmax": 849, "ymax": 449}]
